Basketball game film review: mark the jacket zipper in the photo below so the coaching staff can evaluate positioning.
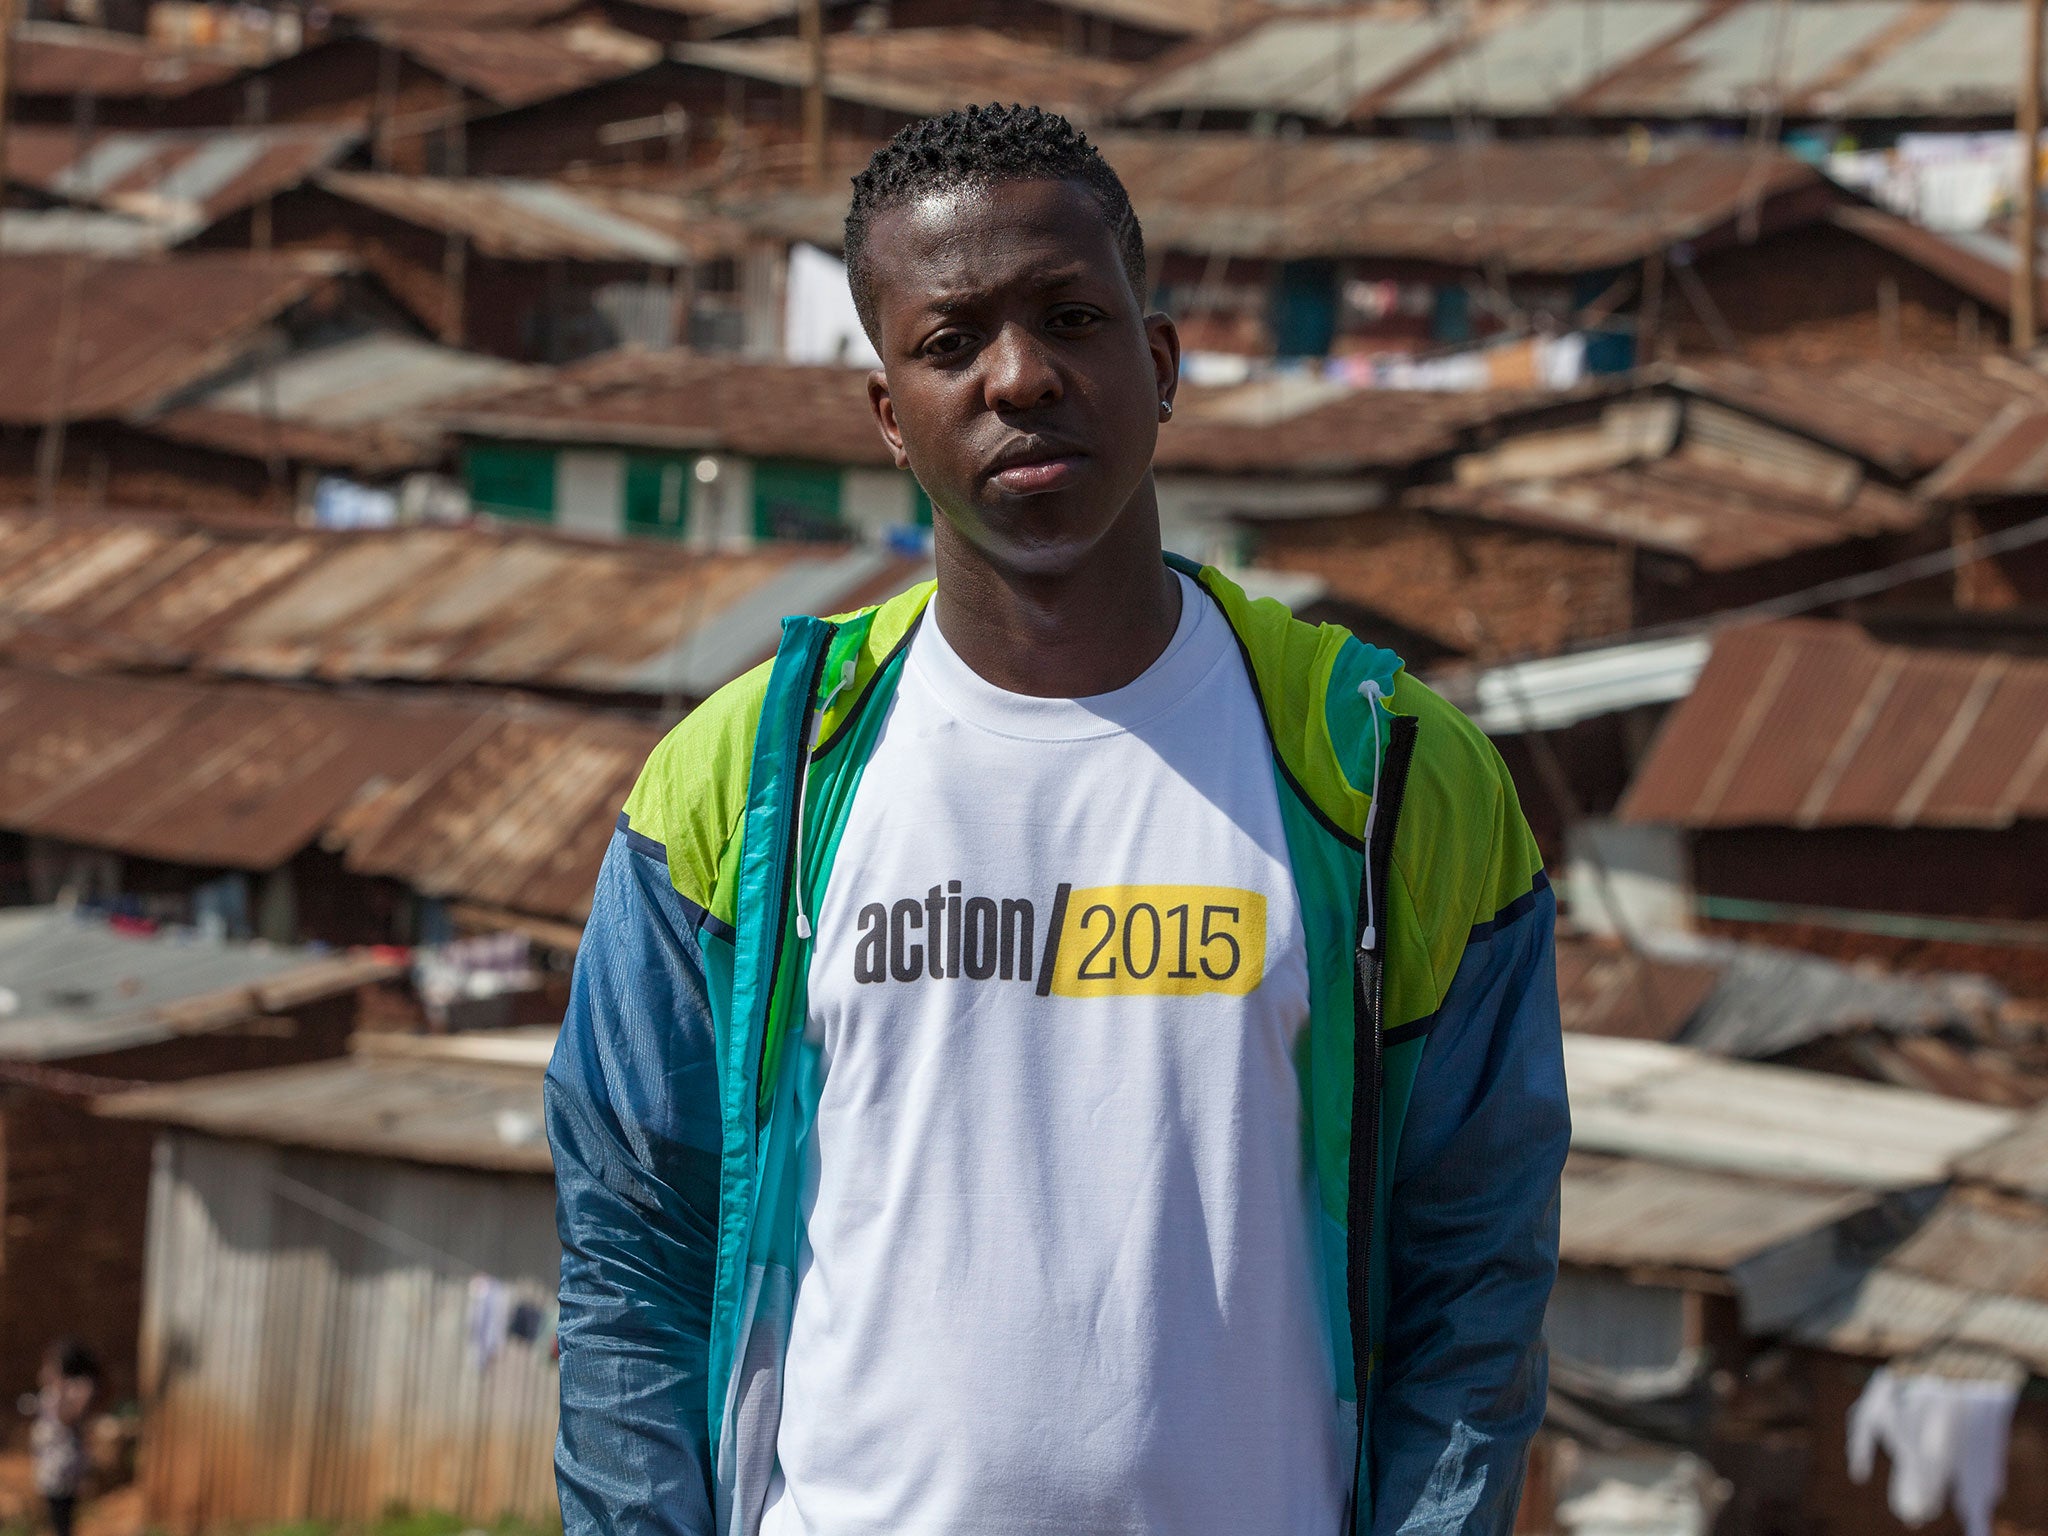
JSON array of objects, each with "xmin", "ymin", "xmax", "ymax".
[
  {"xmin": 753, "ymin": 629, "xmax": 833, "ymax": 1143},
  {"xmin": 1347, "ymin": 713, "xmax": 1418, "ymax": 1534}
]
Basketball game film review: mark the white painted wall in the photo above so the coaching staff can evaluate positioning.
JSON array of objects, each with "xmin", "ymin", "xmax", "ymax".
[
  {"xmin": 555, "ymin": 449, "xmax": 626, "ymax": 537},
  {"xmin": 843, "ymin": 468, "xmax": 919, "ymax": 542}
]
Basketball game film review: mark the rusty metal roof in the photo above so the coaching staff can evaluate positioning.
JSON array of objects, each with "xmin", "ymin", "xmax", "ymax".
[
  {"xmin": 1560, "ymin": 1150, "xmax": 1877, "ymax": 1274},
  {"xmin": 1796, "ymin": 1185, "xmax": 2048, "ymax": 1372},
  {"xmin": 10, "ymin": 21, "xmax": 237, "ymax": 100},
  {"xmin": 1620, "ymin": 620, "xmax": 2048, "ymax": 831},
  {"xmin": 0, "ymin": 664, "xmax": 659, "ymax": 919},
  {"xmin": 375, "ymin": 22, "xmax": 661, "ymax": 108},
  {"xmin": 0, "ymin": 252, "xmax": 340, "ymax": 424},
  {"xmin": 98, "ymin": 1033, "xmax": 556, "ymax": 1173},
  {"xmin": 0, "ymin": 904, "xmax": 400, "ymax": 1062},
  {"xmin": 0, "ymin": 513, "xmax": 922, "ymax": 704},
  {"xmin": 445, "ymin": 345, "xmax": 1526, "ymax": 473},
  {"xmin": 6, "ymin": 125, "xmax": 358, "ymax": 231},
  {"xmin": 1412, "ymin": 450, "xmax": 1925, "ymax": 571},
  {"xmin": 1123, "ymin": 0, "xmax": 2037, "ymax": 124},
  {"xmin": 329, "ymin": 0, "xmax": 584, "ymax": 26},
  {"xmin": 1924, "ymin": 403, "xmax": 2048, "ymax": 502},
  {"xmin": 442, "ymin": 346, "xmax": 891, "ymax": 459},
  {"xmin": 726, "ymin": 130, "xmax": 1830, "ymax": 271},
  {"xmin": 137, "ymin": 331, "xmax": 533, "ymax": 475},
  {"xmin": 1674, "ymin": 356, "xmax": 2048, "ymax": 479},
  {"xmin": 674, "ymin": 27, "xmax": 1140, "ymax": 122},
  {"xmin": 313, "ymin": 173, "xmax": 741, "ymax": 263}
]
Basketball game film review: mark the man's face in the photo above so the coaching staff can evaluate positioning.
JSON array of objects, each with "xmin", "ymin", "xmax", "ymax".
[{"xmin": 864, "ymin": 177, "xmax": 1179, "ymax": 578}]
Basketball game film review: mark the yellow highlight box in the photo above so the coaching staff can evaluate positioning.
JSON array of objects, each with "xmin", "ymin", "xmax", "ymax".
[{"xmin": 1049, "ymin": 885, "xmax": 1267, "ymax": 999}]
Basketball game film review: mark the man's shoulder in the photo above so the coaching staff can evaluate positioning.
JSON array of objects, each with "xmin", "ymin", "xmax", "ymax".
[{"xmin": 619, "ymin": 656, "xmax": 776, "ymax": 912}]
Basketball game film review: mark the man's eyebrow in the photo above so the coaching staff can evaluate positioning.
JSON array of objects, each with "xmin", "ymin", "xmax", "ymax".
[{"xmin": 921, "ymin": 265, "xmax": 1094, "ymax": 314}]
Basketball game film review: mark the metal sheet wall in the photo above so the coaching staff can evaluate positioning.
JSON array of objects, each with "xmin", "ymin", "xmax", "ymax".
[{"xmin": 137, "ymin": 1132, "xmax": 561, "ymax": 1529}]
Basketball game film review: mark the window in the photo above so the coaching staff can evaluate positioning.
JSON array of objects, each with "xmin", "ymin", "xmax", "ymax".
[
  {"xmin": 465, "ymin": 443, "xmax": 555, "ymax": 522},
  {"xmin": 753, "ymin": 460, "xmax": 845, "ymax": 541},
  {"xmin": 624, "ymin": 454, "xmax": 694, "ymax": 540}
]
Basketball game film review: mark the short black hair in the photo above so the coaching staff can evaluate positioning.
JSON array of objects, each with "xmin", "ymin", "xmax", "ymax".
[{"xmin": 844, "ymin": 103, "xmax": 1147, "ymax": 341}]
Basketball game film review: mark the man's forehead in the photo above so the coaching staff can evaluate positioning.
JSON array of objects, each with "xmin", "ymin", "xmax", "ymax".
[{"xmin": 866, "ymin": 179, "xmax": 1120, "ymax": 305}]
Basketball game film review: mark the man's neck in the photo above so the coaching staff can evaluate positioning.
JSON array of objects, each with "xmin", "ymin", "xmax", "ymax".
[{"xmin": 930, "ymin": 499, "xmax": 1183, "ymax": 700}]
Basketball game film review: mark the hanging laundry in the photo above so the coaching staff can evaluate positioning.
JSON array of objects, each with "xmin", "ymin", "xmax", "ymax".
[
  {"xmin": 1848, "ymin": 1367, "xmax": 2020, "ymax": 1536},
  {"xmin": 468, "ymin": 1275, "xmax": 510, "ymax": 1371}
]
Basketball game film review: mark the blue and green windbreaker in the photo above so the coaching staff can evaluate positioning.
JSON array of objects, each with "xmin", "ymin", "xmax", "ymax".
[{"xmin": 546, "ymin": 559, "xmax": 1568, "ymax": 1536}]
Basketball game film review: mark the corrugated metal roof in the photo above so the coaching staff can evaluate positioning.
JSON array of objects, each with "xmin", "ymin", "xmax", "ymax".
[
  {"xmin": 1924, "ymin": 403, "xmax": 2048, "ymax": 501},
  {"xmin": 1104, "ymin": 132, "xmax": 1824, "ymax": 269},
  {"xmin": 1795, "ymin": 1194, "xmax": 2048, "ymax": 1375},
  {"xmin": 313, "ymin": 172, "xmax": 740, "ymax": 264},
  {"xmin": 675, "ymin": 27, "xmax": 1138, "ymax": 122},
  {"xmin": 1556, "ymin": 935, "xmax": 1724, "ymax": 1042},
  {"xmin": 1564, "ymin": 1033, "xmax": 2016, "ymax": 1189},
  {"xmin": 1445, "ymin": 634, "xmax": 1713, "ymax": 735},
  {"xmin": 0, "ymin": 665, "xmax": 490, "ymax": 871},
  {"xmin": 329, "ymin": 0, "xmax": 583, "ymax": 25},
  {"xmin": 1123, "ymin": 0, "xmax": 2036, "ymax": 123},
  {"xmin": 1955, "ymin": 1106, "xmax": 2048, "ymax": 1201},
  {"xmin": 10, "ymin": 21, "xmax": 237, "ymax": 99},
  {"xmin": 0, "ymin": 252, "xmax": 339, "ymax": 424},
  {"xmin": 0, "ymin": 905, "xmax": 399, "ymax": 1062},
  {"xmin": 0, "ymin": 209, "xmax": 165, "ymax": 256},
  {"xmin": 1555, "ymin": 928, "xmax": 2002, "ymax": 1056},
  {"xmin": 1123, "ymin": 10, "xmax": 1458, "ymax": 120},
  {"xmin": 445, "ymin": 345, "xmax": 1526, "ymax": 473},
  {"xmin": 98, "ymin": 1035, "xmax": 554, "ymax": 1172},
  {"xmin": 0, "ymin": 665, "xmax": 660, "ymax": 920},
  {"xmin": 1588, "ymin": 0, "xmax": 2025, "ymax": 119},
  {"xmin": 1413, "ymin": 452, "xmax": 1923, "ymax": 571},
  {"xmin": 1387, "ymin": 0, "xmax": 1702, "ymax": 116},
  {"xmin": 136, "ymin": 333, "xmax": 532, "ymax": 477},
  {"xmin": 1619, "ymin": 620, "xmax": 2048, "ymax": 831},
  {"xmin": 374, "ymin": 21, "xmax": 660, "ymax": 108},
  {"xmin": 180, "ymin": 331, "xmax": 534, "ymax": 427},
  {"xmin": 1887, "ymin": 1187, "xmax": 2048, "ymax": 1304},
  {"xmin": 7, "ymin": 125, "xmax": 357, "ymax": 230},
  {"xmin": 1675, "ymin": 356, "xmax": 2048, "ymax": 479},
  {"xmin": 1560, "ymin": 1151, "xmax": 1877, "ymax": 1274},
  {"xmin": 0, "ymin": 513, "xmax": 923, "ymax": 704}
]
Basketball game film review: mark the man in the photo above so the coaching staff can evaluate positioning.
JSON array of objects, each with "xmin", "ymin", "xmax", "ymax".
[{"xmin": 549, "ymin": 104, "xmax": 1567, "ymax": 1536}]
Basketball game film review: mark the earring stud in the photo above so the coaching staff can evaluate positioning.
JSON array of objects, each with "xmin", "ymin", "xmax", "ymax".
[{"xmin": 1160, "ymin": 399, "xmax": 1173, "ymax": 419}]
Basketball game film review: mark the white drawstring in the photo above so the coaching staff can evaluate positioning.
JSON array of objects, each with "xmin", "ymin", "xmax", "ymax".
[
  {"xmin": 1358, "ymin": 678, "xmax": 1389, "ymax": 953},
  {"xmin": 793, "ymin": 659, "xmax": 857, "ymax": 942}
]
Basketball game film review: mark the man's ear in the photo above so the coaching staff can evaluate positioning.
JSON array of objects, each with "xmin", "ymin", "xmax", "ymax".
[
  {"xmin": 1146, "ymin": 312, "xmax": 1182, "ymax": 419},
  {"xmin": 868, "ymin": 369, "xmax": 911, "ymax": 469}
]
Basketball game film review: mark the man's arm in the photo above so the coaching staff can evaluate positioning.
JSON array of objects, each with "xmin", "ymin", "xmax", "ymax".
[
  {"xmin": 547, "ymin": 828, "xmax": 725, "ymax": 1536},
  {"xmin": 1372, "ymin": 875, "xmax": 1568, "ymax": 1535}
]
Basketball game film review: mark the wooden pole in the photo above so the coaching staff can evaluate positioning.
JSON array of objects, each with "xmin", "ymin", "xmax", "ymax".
[
  {"xmin": 0, "ymin": 0, "xmax": 18, "ymax": 203},
  {"xmin": 800, "ymin": 0, "xmax": 825, "ymax": 186},
  {"xmin": 2017, "ymin": 0, "xmax": 2044, "ymax": 351}
]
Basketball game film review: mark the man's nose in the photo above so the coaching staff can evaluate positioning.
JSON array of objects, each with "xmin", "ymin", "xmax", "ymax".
[{"xmin": 983, "ymin": 323, "xmax": 1062, "ymax": 413}]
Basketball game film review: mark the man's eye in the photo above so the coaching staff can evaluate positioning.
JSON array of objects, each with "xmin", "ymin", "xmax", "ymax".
[
  {"xmin": 923, "ymin": 331, "xmax": 972, "ymax": 358},
  {"xmin": 1048, "ymin": 308, "xmax": 1099, "ymax": 330}
]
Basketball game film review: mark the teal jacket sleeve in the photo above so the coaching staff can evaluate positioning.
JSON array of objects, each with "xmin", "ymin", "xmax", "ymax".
[
  {"xmin": 547, "ymin": 823, "xmax": 724, "ymax": 1536},
  {"xmin": 1372, "ymin": 876, "xmax": 1567, "ymax": 1535}
]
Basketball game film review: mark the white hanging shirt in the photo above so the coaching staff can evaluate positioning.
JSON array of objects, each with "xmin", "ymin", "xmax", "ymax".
[{"xmin": 763, "ymin": 573, "xmax": 1348, "ymax": 1536}]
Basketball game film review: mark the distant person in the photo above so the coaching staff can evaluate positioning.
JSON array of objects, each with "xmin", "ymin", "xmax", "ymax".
[
  {"xmin": 32, "ymin": 1340, "xmax": 98, "ymax": 1536},
  {"xmin": 548, "ymin": 104, "xmax": 1567, "ymax": 1536}
]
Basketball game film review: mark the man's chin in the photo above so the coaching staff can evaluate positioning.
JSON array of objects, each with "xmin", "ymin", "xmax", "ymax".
[{"xmin": 940, "ymin": 499, "xmax": 1117, "ymax": 580}]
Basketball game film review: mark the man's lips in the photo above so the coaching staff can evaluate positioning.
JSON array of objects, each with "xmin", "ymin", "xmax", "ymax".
[{"xmin": 986, "ymin": 445, "xmax": 1087, "ymax": 494}]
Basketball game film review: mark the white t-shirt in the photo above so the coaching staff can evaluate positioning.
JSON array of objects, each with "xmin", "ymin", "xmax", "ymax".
[{"xmin": 761, "ymin": 573, "xmax": 1348, "ymax": 1536}]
